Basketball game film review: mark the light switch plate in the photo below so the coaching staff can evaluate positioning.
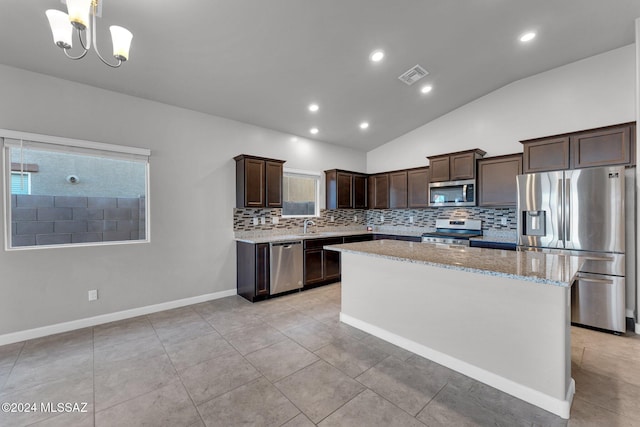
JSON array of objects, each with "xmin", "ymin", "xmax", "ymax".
[
  {"xmin": 409, "ymin": 216, "xmax": 414, "ymax": 223},
  {"xmin": 260, "ymin": 217, "xmax": 266, "ymax": 225},
  {"xmin": 252, "ymin": 217, "xmax": 259, "ymax": 226},
  {"xmin": 501, "ymin": 217, "xmax": 508, "ymax": 226},
  {"xmin": 353, "ymin": 215, "xmax": 358, "ymax": 222},
  {"xmin": 272, "ymin": 217, "xmax": 279, "ymax": 224}
]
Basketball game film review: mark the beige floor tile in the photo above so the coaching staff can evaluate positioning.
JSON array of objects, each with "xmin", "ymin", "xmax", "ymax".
[
  {"xmin": 245, "ymin": 338, "xmax": 319, "ymax": 382},
  {"xmin": 314, "ymin": 336, "xmax": 388, "ymax": 378},
  {"xmin": 163, "ymin": 332, "xmax": 235, "ymax": 371}
]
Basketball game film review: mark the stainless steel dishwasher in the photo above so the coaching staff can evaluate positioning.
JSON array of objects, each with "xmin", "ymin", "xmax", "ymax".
[{"xmin": 269, "ymin": 240, "xmax": 303, "ymax": 295}]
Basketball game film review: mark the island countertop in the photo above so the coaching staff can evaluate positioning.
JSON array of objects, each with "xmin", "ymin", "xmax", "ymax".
[{"xmin": 325, "ymin": 240, "xmax": 581, "ymax": 287}]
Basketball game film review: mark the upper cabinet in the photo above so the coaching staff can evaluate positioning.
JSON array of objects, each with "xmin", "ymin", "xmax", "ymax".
[
  {"xmin": 389, "ymin": 170, "xmax": 408, "ymax": 209},
  {"xmin": 234, "ymin": 154, "xmax": 285, "ymax": 208},
  {"xmin": 325, "ymin": 169, "xmax": 368, "ymax": 209},
  {"xmin": 571, "ymin": 124, "xmax": 635, "ymax": 169},
  {"xmin": 477, "ymin": 154, "xmax": 523, "ymax": 207},
  {"xmin": 521, "ymin": 122, "xmax": 635, "ymax": 173},
  {"xmin": 368, "ymin": 173, "xmax": 389, "ymax": 209},
  {"xmin": 427, "ymin": 149, "xmax": 486, "ymax": 182},
  {"xmin": 407, "ymin": 167, "xmax": 429, "ymax": 208}
]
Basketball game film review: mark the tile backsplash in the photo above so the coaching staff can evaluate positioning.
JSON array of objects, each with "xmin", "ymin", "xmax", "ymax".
[{"xmin": 234, "ymin": 206, "xmax": 516, "ymax": 238}]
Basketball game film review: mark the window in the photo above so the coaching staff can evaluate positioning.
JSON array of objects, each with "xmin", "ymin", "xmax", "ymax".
[
  {"xmin": 2, "ymin": 130, "xmax": 150, "ymax": 249},
  {"xmin": 282, "ymin": 169, "xmax": 320, "ymax": 217},
  {"xmin": 10, "ymin": 172, "xmax": 31, "ymax": 195}
]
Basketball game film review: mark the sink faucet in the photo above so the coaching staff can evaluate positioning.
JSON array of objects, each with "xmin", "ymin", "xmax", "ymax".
[{"xmin": 303, "ymin": 219, "xmax": 316, "ymax": 234}]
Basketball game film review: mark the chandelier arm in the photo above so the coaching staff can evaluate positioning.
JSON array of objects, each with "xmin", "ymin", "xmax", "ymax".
[
  {"xmin": 90, "ymin": 6, "xmax": 122, "ymax": 68},
  {"xmin": 63, "ymin": 47, "xmax": 88, "ymax": 61}
]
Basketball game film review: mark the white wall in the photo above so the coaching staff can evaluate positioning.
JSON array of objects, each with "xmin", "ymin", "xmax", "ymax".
[
  {"xmin": 367, "ymin": 44, "xmax": 636, "ymax": 173},
  {"xmin": 0, "ymin": 64, "xmax": 366, "ymax": 336}
]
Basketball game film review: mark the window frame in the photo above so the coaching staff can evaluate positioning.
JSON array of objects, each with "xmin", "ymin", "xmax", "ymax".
[
  {"xmin": 2, "ymin": 129, "xmax": 151, "ymax": 251},
  {"xmin": 281, "ymin": 168, "xmax": 321, "ymax": 218}
]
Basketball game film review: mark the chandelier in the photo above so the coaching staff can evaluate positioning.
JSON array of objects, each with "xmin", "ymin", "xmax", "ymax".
[{"xmin": 45, "ymin": 0, "xmax": 132, "ymax": 68}]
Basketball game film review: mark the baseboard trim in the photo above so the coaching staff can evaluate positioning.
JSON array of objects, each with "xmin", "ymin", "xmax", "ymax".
[
  {"xmin": 636, "ymin": 323, "xmax": 640, "ymax": 335},
  {"xmin": 0, "ymin": 289, "xmax": 237, "ymax": 346},
  {"xmin": 340, "ymin": 312, "xmax": 574, "ymax": 419}
]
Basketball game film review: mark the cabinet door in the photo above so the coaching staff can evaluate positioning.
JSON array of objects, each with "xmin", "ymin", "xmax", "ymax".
[
  {"xmin": 367, "ymin": 176, "xmax": 375, "ymax": 210},
  {"xmin": 571, "ymin": 125, "xmax": 632, "ymax": 169},
  {"xmin": 407, "ymin": 168, "xmax": 429, "ymax": 208},
  {"xmin": 478, "ymin": 154, "xmax": 522, "ymax": 207},
  {"xmin": 373, "ymin": 174, "xmax": 389, "ymax": 209},
  {"xmin": 353, "ymin": 174, "xmax": 368, "ymax": 209},
  {"xmin": 522, "ymin": 137, "xmax": 570, "ymax": 173},
  {"xmin": 323, "ymin": 250, "xmax": 341, "ymax": 281},
  {"xmin": 449, "ymin": 152, "xmax": 476, "ymax": 180},
  {"xmin": 304, "ymin": 249, "xmax": 324, "ymax": 285},
  {"xmin": 429, "ymin": 156, "xmax": 450, "ymax": 182},
  {"xmin": 244, "ymin": 158, "xmax": 265, "ymax": 207},
  {"xmin": 265, "ymin": 161, "xmax": 283, "ymax": 207},
  {"xmin": 389, "ymin": 171, "xmax": 408, "ymax": 209},
  {"xmin": 255, "ymin": 243, "xmax": 270, "ymax": 296},
  {"xmin": 337, "ymin": 172, "xmax": 353, "ymax": 209}
]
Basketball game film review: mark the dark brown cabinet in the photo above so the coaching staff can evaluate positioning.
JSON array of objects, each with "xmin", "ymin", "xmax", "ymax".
[
  {"xmin": 325, "ymin": 169, "xmax": 367, "ymax": 209},
  {"xmin": 368, "ymin": 173, "xmax": 389, "ymax": 209},
  {"xmin": 571, "ymin": 124, "xmax": 634, "ymax": 169},
  {"xmin": 236, "ymin": 241, "xmax": 270, "ymax": 302},
  {"xmin": 303, "ymin": 237, "xmax": 342, "ymax": 288},
  {"xmin": 521, "ymin": 137, "xmax": 570, "ymax": 173},
  {"xmin": 389, "ymin": 170, "xmax": 408, "ymax": 209},
  {"xmin": 477, "ymin": 154, "xmax": 523, "ymax": 207},
  {"xmin": 235, "ymin": 155, "xmax": 285, "ymax": 208},
  {"xmin": 521, "ymin": 122, "xmax": 636, "ymax": 173},
  {"xmin": 407, "ymin": 167, "xmax": 429, "ymax": 208},
  {"xmin": 427, "ymin": 149, "xmax": 486, "ymax": 182}
]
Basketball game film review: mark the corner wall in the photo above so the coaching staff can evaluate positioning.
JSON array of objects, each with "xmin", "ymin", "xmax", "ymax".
[
  {"xmin": 0, "ymin": 64, "xmax": 366, "ymax": 337},
  {"xmin": 367, "ymin": 44, "xmax": 636, "ymax": 173}
]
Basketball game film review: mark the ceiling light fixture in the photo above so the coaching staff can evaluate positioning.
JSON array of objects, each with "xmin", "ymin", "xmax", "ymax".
[
  {"xmin": 420, "ymin": 85, "xmax": 433, "ymax": 94},
  {"xmin": 359, "ymin": 122, "xmax": 369, "ymax": 130},
  {"xmin": 45, "ymin": 0, "xmax": 133, "ymax": 68},
  {"xmin": 369, "ymin": 49, "xmax": 384, "ymax": 63},
  {"xmin": 519, "ymin": 31, "xmax": 536, "ymax": 42},
  {"xmin": 310, "ymin": 128, "xmax": 319, "ymax": 135},
  {"xmin": 308, "ymin": 103, "xmax": 319, "ymax": 112}
]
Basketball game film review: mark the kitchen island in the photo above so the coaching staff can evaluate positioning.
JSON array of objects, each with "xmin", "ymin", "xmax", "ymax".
[{"xmin": 325, "ymin": 240, "xmax": 580, "ymax": 419}]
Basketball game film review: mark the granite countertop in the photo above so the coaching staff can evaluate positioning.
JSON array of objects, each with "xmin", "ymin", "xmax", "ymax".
[
  {"xmin": 469, "ymin": 235, "xmax": 518, "ymax": 244},
  {"xmin": 235, "ymin": 230, "xmax": 425, "ymax": 244},
  {"xmin": 325, "ymin": 240, "xmax": 580, "ymax": 287}
]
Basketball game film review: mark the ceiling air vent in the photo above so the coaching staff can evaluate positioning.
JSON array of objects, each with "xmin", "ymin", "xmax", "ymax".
[{"xmin": 398, "ymin": 65, "xmax": 429, "ymax": 86}]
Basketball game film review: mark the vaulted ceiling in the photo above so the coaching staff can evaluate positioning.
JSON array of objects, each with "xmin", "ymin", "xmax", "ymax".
[{"xmin": 1, "ymin": 0, "xmax": 639, "ymax": 151}]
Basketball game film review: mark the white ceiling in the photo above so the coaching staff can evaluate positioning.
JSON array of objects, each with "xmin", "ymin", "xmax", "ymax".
[{"xmin": 1, "ymin": 0, "xmax": 639, "ymax": 152}]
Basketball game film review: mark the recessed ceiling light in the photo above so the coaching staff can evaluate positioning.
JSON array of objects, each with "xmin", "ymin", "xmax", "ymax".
[
  {"xmin": 519, "ymin": 31, "xmax": 536, "ymax": 42},
  {"xmin": 369, "ymin": 49, "xmax": 384, "ymax": 63},
  {"xmin": 420, "ymin": 85, "xmax": 433, "ymax": 94},
  {"xmin": 359, "ymin": 122, "xmax": 369, "ymax": 130},
  {"xmin": 308, "ymin": 103, "xmax": 319, "ymax": 112},
  {"xmin": 310, "ymin": 127, "xmax": 319, "ymax": 135}
]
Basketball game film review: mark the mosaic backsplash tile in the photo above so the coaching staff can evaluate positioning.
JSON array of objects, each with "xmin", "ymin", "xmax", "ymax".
[{"xmin": 234, "ymin": 206, "xmax": 517, "ymax": 239}]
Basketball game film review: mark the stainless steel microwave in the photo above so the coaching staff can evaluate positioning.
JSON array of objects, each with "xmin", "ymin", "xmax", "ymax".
[{"xmin": 429, "ymin": 179, "xmax": 476, "ymax": 207}]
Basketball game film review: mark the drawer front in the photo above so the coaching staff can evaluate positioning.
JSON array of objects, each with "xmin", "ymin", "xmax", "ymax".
[
  {"xmin": 304, "ymin": 237, "xmax": 343, "ymax": 250},
  {"xmin": 571, "ymin": 273, "xmax": 625, "ymax": 332}
]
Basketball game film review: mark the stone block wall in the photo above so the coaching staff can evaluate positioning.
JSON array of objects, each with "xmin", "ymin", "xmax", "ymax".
[{"xmin": 10, "ymin": 195, "xmax": 146, "ymax": 247}]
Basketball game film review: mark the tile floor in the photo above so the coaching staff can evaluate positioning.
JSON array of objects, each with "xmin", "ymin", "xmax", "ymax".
[{"xmin": 0, "ymin": 283, "xmax": 639, "ymax": 426}]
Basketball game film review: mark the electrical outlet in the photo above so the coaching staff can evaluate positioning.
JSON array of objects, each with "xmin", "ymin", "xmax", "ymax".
[
  {"xmin": 260, "ymin": 217, "xmax": 266, "ymax": 225},
  {"xmin": 252, "ymin": 217, "xmax": 259, "ymax": 226},
  {"xmin": 330, "ymin": 215, "xmax": 334, "ymax": 222},
  {"xmin": 88, "ymin": 290, "xmax": 98, "ymax": 301},
  {"xmin": 409, "ymin": 216, "xmax": 414, "ymax": 223},
  {"xmin": 353, "ymin": 215, "xmax": 358, "ymax": 222},
  {"xmin": 272, "ymin": 217, "xmax": 279, "ymax": 225},
  {"xmin": 380, "ymin": 215, "xmax": 385, "ymax": 223},
  {"xmin": 501, "ymin": 217, "xmax": 508, "ymax": 226}
]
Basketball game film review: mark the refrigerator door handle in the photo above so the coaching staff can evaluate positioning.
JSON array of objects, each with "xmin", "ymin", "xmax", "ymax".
[
  {"xmin": 557, "ymin": 179, "xmax": 564, "ymax": 243},
  {"xmin": 565, "ymin": 178, "xmax": 571, "ymax": 242},
  {"xmin": 575, "ymin": 276, "xmax": 614, "ymax": 285}
]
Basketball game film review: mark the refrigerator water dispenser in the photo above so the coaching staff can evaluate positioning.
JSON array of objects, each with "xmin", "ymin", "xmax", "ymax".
[{"xmin": 523, "ymin": 211, "xmax": 546, "ymax": 236}]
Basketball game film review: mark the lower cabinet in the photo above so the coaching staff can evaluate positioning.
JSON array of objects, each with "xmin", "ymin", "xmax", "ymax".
[
  {"xmin": 304, "ymin": 237, "xmax": 342, "ymax": 288},
  {"xmin": 237, "ymin": 241, "xmax": 270, "ymax": 302}
]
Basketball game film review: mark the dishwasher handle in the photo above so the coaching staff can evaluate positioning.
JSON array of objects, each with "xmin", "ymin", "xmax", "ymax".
[{"xmin": 270, "ymin": 241, "xmax": 303, "ymax": 248}]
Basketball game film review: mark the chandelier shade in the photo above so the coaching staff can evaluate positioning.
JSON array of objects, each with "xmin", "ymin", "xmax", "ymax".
[
  {"xmin": 45, "ymin": 9, "xmax": 73, "ymax": 49},
  {"xmin": 45, "ymin": 0, "xmax": 132, "ymax": 68}
]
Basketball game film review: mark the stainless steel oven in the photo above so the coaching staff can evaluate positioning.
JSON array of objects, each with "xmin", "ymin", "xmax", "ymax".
[{"xmin": 429, "ymin": 179, "xmax": 476, "ymax": 207}]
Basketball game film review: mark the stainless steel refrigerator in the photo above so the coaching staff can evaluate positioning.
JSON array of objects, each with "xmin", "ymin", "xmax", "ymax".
[{"xmin": 517, "ymin": 166, "xmax": 626, "ymax": 333}]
